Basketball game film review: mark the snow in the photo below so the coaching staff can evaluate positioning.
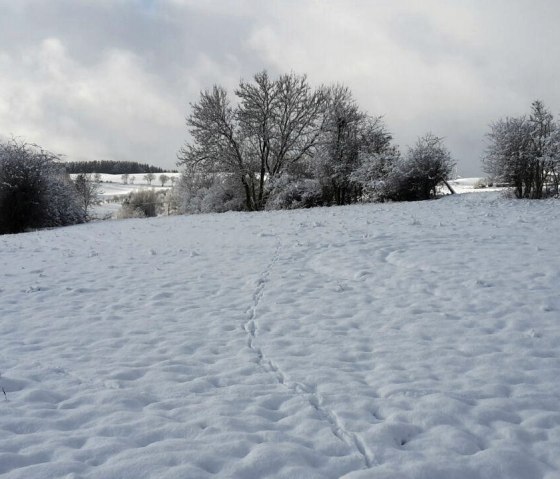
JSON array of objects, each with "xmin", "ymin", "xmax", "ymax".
[
  {"xmin": 70, "ymin": 173, "xmax": 179, "ymax": 220},
  {"xmin": 1, "ymin": 191, "xmax": 559, "ymax": 478},
  {"xmin": 448, "ymin": 177, "xmax": 504, "ymax": 194},
  {"xmin": 69, "ymin": 173, "xmax": 178, "ymax": 200}
]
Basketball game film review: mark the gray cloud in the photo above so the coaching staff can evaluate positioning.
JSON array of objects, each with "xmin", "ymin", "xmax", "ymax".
[{"xmin": 1, "ymin": 0, "xmax": 559, "ymax": 175}]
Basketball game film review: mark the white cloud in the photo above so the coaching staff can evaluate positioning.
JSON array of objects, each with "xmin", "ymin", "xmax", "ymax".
[
  {"xmin": 240, "ymin": 0, "xmax": 559, "ymax": 173},
  {"xmin": 244, "ymin": 2, "xmax": 492, "ymax": 158},
  {"xmin": 1, "ymin": 0, "xmax": 560, "ymax": 174},
  {"xmin": 0, "ymin": 37, "xmax": 184, "ymax": 164}
]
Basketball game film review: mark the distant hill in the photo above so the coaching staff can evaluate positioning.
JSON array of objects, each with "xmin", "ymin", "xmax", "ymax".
[{"xmin": 64, "ymin": 160, "xmax": 177, "ymax": 174}]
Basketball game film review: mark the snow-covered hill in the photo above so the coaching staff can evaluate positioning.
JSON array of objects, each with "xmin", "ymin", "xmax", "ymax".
[{"xmin": 1, "ymin": 192, "xmax": 559, "ymax": 478}]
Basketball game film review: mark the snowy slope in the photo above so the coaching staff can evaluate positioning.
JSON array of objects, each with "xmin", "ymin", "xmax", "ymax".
[{"xmin": 1, "ymin": 192, "xmax": 559, "ymax": 479}]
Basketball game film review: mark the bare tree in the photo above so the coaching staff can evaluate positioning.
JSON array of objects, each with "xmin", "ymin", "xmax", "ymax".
[
  {"xmin": 144, "ymin": 172, "xmax": 155, "ymax": 185},
  {"xmin": 528, "ymin": 100, "xmax": 557, "ymax": 197},
  {"xmin": 159, "ymin": 174, "xmax": 170, "ymax": 187},
  {"xmin": 483, "ymin": 101, "xmax": 559, "ymax": 198},
  {"xmin": 178, "ymin": 71, "xmax": 328, "ymax": 211},
  {"xmin": 484, "ymin": 116, "xmax": 532, "ymax": 198},
  {"xmin": 74, "ymin": 173, "xmax": 102, "ymax": 218},
  {"xmin": 121, "ymin": 173, "xmax": 129, "ymax": 184}
]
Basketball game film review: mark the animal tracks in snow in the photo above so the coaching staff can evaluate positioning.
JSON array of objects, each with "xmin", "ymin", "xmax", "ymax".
[
  {"xmin": 243, "ymin": 240, "xmax": 375, "ymax": 470},
  {"xmin": 3, "ymin": 194, "xmax": 560, "ymax": 478}
]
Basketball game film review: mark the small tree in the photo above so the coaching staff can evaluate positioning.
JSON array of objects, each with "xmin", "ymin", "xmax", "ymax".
[
  {"xmin": 397, "ymin": 133, "xmax": 455, "ymax": 200},
  {"xmin": 0, "ymin": 139, "xmax": 85, "ymax": 234},
  {"xmin": 121, "ymin": 173, "xmax": 129, "ymax": 184},
  {"xmin": 144, "ymin": 172, "xmax": 155, "ymax": 185},
  {"xmin": 528, "ymin": 100, "xmax": 556, "ymax": 198},
  {"xmin": 483, "ymin": 100, "xmax": 560, "ymax": 198},
  {"xmin": 363, "ymin": 134, "xmax": 454, "ymax": 202},
  {"xmin": 159, "ymin": 174, "xmax": 169, "ymax": 187},
  {"xmin": 484, "ymin": 116, "xmax": 532, "ymax": 198},
  {"xmin": 74, "ymin": 173, "xmax": 102, "ymax": 219}
]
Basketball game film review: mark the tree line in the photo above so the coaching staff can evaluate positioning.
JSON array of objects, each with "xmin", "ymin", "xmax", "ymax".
[
  {"xmin": 175, "ymin": 71, "xmax": 455, "ymax": 214},
  {"xmin": 2, "ymin": 70, "xmax": 558, "ymax": 235},
  {"xmin": 64, "ymin": 160, "xmax": 171, "ymax": 175}
]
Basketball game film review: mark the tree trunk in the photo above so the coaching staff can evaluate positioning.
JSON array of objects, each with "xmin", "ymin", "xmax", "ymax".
[{"xmin": 441, "ymin": 179, "xmax": 455, "ymax": 195}]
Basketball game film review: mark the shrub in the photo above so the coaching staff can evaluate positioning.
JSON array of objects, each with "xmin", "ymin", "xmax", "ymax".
[
  {"xmin": 173, "ymin": 171, "xmax": 245, "ymax": 214},
  {"xmin": 119, "ymin": 189, "xmax": 161, "ymax": 219},
  {"xmin": 0, "ymin": 140, "xmax": 85, "ymax": 234},
  {"xmin": 265, "ymin": 175, "xmax": 324, "ymax": 210},
  {"xmin": 381, "ymin": 134, "xmax": 454, "ymax": 201},
  {"xmin": 350, "ymin": 148, "xmax": 401, "ymax": 202}
]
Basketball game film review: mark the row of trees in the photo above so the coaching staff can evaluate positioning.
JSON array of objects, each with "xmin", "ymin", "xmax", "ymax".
[
  {"xmin": 484, "ymin": 100, "xmax": 560, "ymax": 199},
  {"xmin": 12, "ymin": 73, "xmax": 557, "ymax": 235},
  {"xmin": 118, "ymin": 172, "xmax": 177, "ymax": 186},
  {"xmin": 64, "ymin": 160, "xmax": 170, "ymax": 175},
  {"xmin": 176, "ymin": 71, "xmax": 455, "ymax": 214}
]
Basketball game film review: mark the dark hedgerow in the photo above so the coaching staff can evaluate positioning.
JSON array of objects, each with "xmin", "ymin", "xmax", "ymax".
[{"xmin": 0, "ymin": 140, "xmax": 85, "ymax": 234}]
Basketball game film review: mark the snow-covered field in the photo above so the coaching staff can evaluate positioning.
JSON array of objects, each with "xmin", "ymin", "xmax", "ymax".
[
  {"xmin": 90, "ymin": 174, "xmax": 180, "ymax": 200},
  {"xmin": 448, "ymin": 178, "xmax": 504, "ymax": 194},
  {"xmin": 71, "ymin": 173, "xmax": 179, "ymax": 220},
  {"xmin": 1, "ymin": 192, "xmax": 559, "ymax": 478},
  {"xmin": 69, "ymin": 173, "xmax": 178, "ymax": 198}
]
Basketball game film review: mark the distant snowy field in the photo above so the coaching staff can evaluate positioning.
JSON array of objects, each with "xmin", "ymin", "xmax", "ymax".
[
  {"xmin": 1, "ymin": 191, "xmax": 559, "ymax": 478},
  {"xmin": 92, "ymin": 173, "xmax": 180, "ymax": 199},
  {"xmin": 71, "ymin": 173, "xmax": 180, "ymax": 219},
  {"xmin": 448, "ymin": 177, "xmax": 504, "ymax": 194}
]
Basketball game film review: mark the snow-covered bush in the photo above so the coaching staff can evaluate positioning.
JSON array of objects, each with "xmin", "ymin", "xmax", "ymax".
[
  {"xmin": 351, "ymin": 135, "xmax": 454, "ymax": 202},
  {"xmin": 350, "ymin": 148, "xmax": 401, "ymax": 201},
  {"xmin": 390, "ymin": 134, "xmax": 454, "ymax": 201},
  {"xmin": 315, "ymin": 85, "xmax": 392, "ymax": 206},
  {"xmin": 484, "ymin": 101, "xmax": 560, "ymax": 199},
  {"xmin": 119, "ymin": 190, "xmax": 162, "ymax": 218},
  {"xmin": 173, "ymin": 170, "xmax": 245, "ymax": 214},
  {"xmin": 378, "ymin": 134, "xmax": 454, "ymax": 201},
  {"xmin": 265, "ymin": 175, "xmax": 323, "ymax": 210},
  {"xmin": 0, "ymin": 140, "xmax": 85, "ymax": 234}
]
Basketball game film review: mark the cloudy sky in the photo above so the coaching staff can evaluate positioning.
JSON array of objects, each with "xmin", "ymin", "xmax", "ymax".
[{"xmin": 1, "ymin": 0, "xmax": 559, "ymax": 175}]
